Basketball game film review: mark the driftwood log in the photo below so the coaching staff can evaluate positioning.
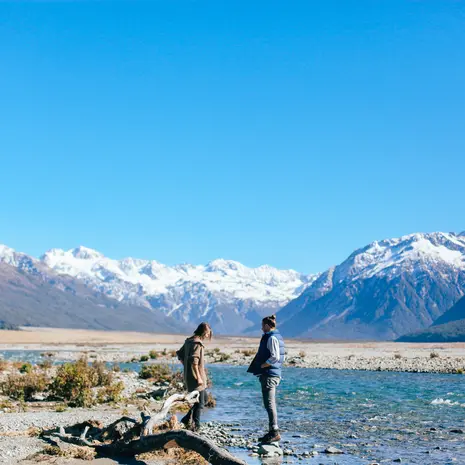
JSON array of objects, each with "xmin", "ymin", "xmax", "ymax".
[{"xmin": 42, "ymin": 391, "xmax": 247, "ymax": 465}]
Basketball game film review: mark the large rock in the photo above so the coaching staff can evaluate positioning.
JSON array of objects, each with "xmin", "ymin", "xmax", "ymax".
[{"xmin": 257, "ymin": 443, "xmax": 284, "ymax": 457}]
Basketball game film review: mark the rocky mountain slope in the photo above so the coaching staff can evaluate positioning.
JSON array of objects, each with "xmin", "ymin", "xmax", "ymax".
[
  {"xmin": 398, "ymin": 295, "xmax": 465, "ymax": 342},
  {"xmin": 277, "ymin": 232, "xmax": 465, "ymax": 340},
  {"xmin": 0, "ymin": 245, "xmax": 188, "ymax": 333}
]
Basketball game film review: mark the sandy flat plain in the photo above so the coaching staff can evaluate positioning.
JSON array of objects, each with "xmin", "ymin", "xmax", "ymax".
[{"xmin": 1, "ymin": 327, "xmax": 465, "ymax": 362}]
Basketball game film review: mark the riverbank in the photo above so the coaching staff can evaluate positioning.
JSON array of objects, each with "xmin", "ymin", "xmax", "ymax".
[{"xmin": 1, "ymin": 327, "xmax": 465, "ymax": 373}]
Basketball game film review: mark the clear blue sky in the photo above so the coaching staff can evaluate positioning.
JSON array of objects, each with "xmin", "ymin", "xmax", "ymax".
[{"xmin": 1, "ymin": 1, "xmax": 464, "ymax": 274}]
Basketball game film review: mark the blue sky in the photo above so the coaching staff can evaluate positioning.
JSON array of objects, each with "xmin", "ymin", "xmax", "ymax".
[{"xmin": 1, "ymin": 1, "xmax": 464, "ymax": 274}]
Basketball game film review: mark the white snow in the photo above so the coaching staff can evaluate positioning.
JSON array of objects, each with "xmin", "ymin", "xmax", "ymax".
[
  {"xmin": 39, "ymin": 246, "xmax": 316, "ymax": 321},
  {"xmin": 342, "ymin": 232, "xmax": 465, "ymax": 281}
]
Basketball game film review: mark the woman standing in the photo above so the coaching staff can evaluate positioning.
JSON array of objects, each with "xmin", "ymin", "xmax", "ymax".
[{"xmin": 176, "ymin": 322, "xmax": 212, "ymax": 431}]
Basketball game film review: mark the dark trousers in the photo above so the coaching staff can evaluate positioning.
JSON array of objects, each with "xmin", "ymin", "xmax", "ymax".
[
  {"xmin": 260, "ymin": 375, "xmax": 280, "ymax": 432},
  {"xmin": 182, "ymin": 390, "xmax": 206, "ymax": 427}
]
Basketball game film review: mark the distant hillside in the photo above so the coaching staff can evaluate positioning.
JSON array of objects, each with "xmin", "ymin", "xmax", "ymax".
[
  {"xmin": 397, "ymin": 295, "xmax": 465, "ymax": 342},
  {"xmin": 0, "ymin": 262, "xmax": 189, "ymax": 334},
  {"xmin": 432, "ymin": 294, "xmax": 465, "ymax": 326}
]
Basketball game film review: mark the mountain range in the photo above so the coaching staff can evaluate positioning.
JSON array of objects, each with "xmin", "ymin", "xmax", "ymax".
[
  {"xmin": 1, "ymin": 231, "xmax": 465, "ymax": 340},
  {"xmin": 0, "ymin": 244, "xmax": 314, "ymax": 334}
]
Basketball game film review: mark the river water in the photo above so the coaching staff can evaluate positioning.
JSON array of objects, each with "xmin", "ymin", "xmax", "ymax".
[
  {"xmin": 205, "ymin": 365, "xmax": 465, "ymax": 465},
  {"xmin": 1, "ymin": 351, "xmax": 464, "ymax": 464}
]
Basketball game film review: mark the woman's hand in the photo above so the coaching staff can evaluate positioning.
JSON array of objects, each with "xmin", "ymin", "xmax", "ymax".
[{"xmin": 260, "ymin": 362, "xmax": 271, "ymax": 369}]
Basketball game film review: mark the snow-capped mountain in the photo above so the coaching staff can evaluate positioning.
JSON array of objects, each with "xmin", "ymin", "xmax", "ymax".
[
  {"xmin": 278, "ymin": 232, "xmax": 465, "ymax": 340},
  {"xmin": 0, "ymin": 245, "xmax": 188, "ymax": 334},
  {"xmin": 40, "ymin": 246, "xmax": 316, "ymax": 333}
]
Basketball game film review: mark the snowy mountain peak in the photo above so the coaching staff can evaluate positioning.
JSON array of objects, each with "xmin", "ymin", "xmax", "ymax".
[
  {"xmin": 70, "ymin": 246, "xmax": 104, "ymax": 260},
  {"xmin": 342, "ymin": 232, "xmax": 465, "ymax": 281},
  {"xmin": 0, "ymin": 244, "xmax": 38, "ymax": 271}
]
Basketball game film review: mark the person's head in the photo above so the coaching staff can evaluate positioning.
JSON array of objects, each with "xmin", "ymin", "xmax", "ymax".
[
  {"xmin": 262, "ymin": 314, "xmax": 277, "ymax": 333},
  {"xmin": 193, "ymin": 322, "xmax": 213, "ymax": 341}
]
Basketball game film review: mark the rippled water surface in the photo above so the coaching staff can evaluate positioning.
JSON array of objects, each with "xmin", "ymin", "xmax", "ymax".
[{"xmin": 205, "ymin": 366, "xmax": 465, "ymax": 465}]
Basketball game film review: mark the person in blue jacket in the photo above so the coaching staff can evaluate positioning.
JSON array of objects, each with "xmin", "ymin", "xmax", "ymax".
[{"xmin": 247, "ymin": 314, "xmax": 286, "ymax": 444}]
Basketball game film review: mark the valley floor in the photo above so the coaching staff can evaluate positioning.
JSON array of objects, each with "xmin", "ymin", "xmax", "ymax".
[{"xmin": 1, "ymin": 327, "xmax": 465, "ymax": 374}]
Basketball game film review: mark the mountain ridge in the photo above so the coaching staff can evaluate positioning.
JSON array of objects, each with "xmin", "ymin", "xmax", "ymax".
[
  {"xmin": 277, "ymin": 232, "xmax": 465, "ymax": 340},
  {"xmin": 1, "ymin": 243, "xmax": 316, "ymax": 334}
]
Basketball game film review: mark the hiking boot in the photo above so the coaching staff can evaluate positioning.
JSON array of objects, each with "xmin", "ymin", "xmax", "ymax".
[
  {"xmin": 191, "ymin": 423, "xmax": 201, "ymax": 433},
  {"xmin": 180, "ymin": 414, "xmax": 193, "ymax": 429},
  {"xmin": 260, "ymin": 429, "xmax": 281, "ymax": 444}
]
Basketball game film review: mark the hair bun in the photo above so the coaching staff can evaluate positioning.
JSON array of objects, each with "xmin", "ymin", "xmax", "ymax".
[{"xmin": 270, "ymin": 314, "xmax": 276, "ymax": 321}]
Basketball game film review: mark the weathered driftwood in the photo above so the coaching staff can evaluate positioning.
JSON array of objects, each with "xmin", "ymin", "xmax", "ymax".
[
  {"xmin": 95, "ymin": 429, "xmax": 247, "ymax": 465},
  {"xmin": 142, "ymin": 390, "xmax": 199, "ymax": 436},
  {"xmin": 41, "ymin": 390, "xmax": 246, "ymax": 465}
]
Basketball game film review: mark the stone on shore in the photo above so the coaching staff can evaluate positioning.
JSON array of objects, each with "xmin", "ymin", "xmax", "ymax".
[
  {"xmin": 257, "ymin": 443, "xmax": 284, "ymax": 457},
  {"xmin": 324, "ymin": 446, "xmax": 344, "ymax": 454}
]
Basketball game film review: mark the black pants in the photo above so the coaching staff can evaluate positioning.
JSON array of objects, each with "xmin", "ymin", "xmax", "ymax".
[{"xmin": 182, "ymin": 390, "xmax": 206, "ymax": 427}]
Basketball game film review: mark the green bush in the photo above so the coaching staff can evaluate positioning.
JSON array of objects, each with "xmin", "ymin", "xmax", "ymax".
[
  {"xmin": 217, "ymin": 353, "xmax": 231, "ymax": 362},
  {"xmin": 140, "ymin": 355, "xmax": 149, "ymax": 362},
  {"xmin": 19, "ymin": 363, "xmax": 33, "ymax": 374},
  {"xmin": 1, "ymin": 372, "xmax": 49, "ymax": 401},
  {"xmin": 139, "ymin": 364, "xmax": 173, "ymax": 382},
  {"xmin": 49, "ymin": 357, "xmax": 117, "ymax": 407},
  {"xmin": 96, "ymin": 382, "xmax": 124, "ymax": 404},
  {"xmin": 149, "ymin": 350, "xmax": 158, "ymax": 359}
]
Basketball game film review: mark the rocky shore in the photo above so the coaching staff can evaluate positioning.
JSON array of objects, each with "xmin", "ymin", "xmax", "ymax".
[{"xmin": 3, "ymin": 340, "xmax": 465, "ymax": 374}]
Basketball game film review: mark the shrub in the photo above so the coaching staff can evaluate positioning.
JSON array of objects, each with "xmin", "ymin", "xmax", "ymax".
[
  {"xmin": 1, "ymin": 372, "xmax": 49, "ymax": 401},
  {"xmin": 430, "ymin": 352, "xmax": 440, "ymax": 359},
  {"xmin": 49, "ymin": 357, "xmax": 116, "ymax": 407},
  {"xmin": 39, "ymin": 359, "xmax": 53, "ymax": 370},
  {"xmin": 139, "ymin": 364, "xmax": 173, "ymax": 382},
  {"xmin": 298, "ymin": 351, "xmax": 306, "ymax": 359},
  {"xmin": 149, "ymin": 350, "xmax": 158, "ymax": 360},
  {"xmin": 213, "ymin": 348, "xmax": 221, "ymax": 354},
  {"xmin": 170, "ymin": 350, "xmax": 178, "ymax": 358},
  {"xmin": 97, "ymin": 382, "xmax": 124, "ymax": 404},
  {"xmin": 112, "ymin": 363, "xmax": 121, "ymax": 373},
  {"xmin": 394, "ymin": 353, "xmax": 403, "ymax": 360},
  {"xmin": 55, "ymin": 404, "xmax": 67, "ymax": 412},
  {"xmin": 50, "ymin": 361, "xmax": 95, "ymax": 407},
  {"xmin": 217, "ymin": 353, "xmax": 231, "ymax": 362},
  {"xmin": 91, "ymin": 360, "xmax": 113, "ymax": 386},
  {"xmin": 19, "ymin": 363, "xmax": 32, "ymax": 374},
  {"xmin": 140, "ymin": 355, "xmax": 149, "ymax": 362},
  {"xmin": 241, "ymin": 349, "xmax": 255, "ymax": 357}
]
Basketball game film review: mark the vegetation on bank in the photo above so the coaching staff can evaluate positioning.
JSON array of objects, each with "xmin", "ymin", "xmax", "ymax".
[
  {"xmin": 0, "ymin": 354, "xmax": 218, "ymax": 409},
  {"xmin": 0, "ymin": 357, "xmax": 124, "ymax": 406}
]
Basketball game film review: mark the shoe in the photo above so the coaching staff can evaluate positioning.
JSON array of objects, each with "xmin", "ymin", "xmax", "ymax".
[
  {"xmin": 191, "ymin": 423, "xmax": 201, "ymax": 433},
  {"xmin": 180, "ymin": 414, "xmax": 193, "ymax": 429},
  {"xmin": 259, "ymin": 430, "xmax": 281, "ymax": 444}
]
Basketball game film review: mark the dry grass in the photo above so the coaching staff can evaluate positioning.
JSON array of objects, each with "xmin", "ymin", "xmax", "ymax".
[
  {"xmin": 38, "ymin": 445, "xmax": 96, "ymax": 460},
  {"xmin": 139, "ymin": 448, "xmax": 209, "ymax": 465}
]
